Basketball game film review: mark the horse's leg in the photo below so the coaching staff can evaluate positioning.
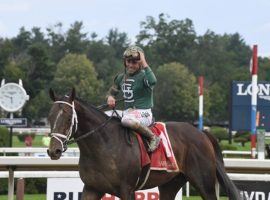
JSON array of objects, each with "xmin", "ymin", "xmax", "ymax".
[
  {"xmin": 119, "ymin": 184, "xmax": 135, "ymax": 200},
  {"xmin": 81, "ymin": 185, "xmax": 105, "ymax": 200},
  {"xmin": 158, "ymin": 174, "xmax": 187, "ymax": 200},
  {"xmin": 185, "ymin": 156, "xmax": 217, "ymax": 200}
]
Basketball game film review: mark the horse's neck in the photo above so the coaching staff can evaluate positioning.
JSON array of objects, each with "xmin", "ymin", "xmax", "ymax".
[{"xmin": 75, "ymin": 104, "xmax": 124, "ymax": 157}]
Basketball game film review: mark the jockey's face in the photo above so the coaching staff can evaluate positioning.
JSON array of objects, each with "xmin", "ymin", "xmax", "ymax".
[{"xmin": 125, "ymin": 59, "xmax": 140, "ymax": 75}]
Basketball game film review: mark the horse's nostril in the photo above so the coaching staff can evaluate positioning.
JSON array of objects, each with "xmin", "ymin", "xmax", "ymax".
[{"xmin": 55, "ymin": 149, "xmax": 62, "ymax": 155}]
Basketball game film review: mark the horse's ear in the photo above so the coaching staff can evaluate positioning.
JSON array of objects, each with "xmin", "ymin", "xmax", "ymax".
[
  {"xmin": 49, "ymin": 88, "xmax": 56, "ymax": 101},
  {"xmin": 70, "ymin": 88, "xmax": 76, "ymax": 101}
]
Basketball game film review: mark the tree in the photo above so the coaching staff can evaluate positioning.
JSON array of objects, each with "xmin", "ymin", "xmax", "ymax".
[
  {"xmin": 86, "ymin": 40, "xmax": 123, "ymax": 89},
  {"xmin": 47, "ymin": 22, "xmax": 67, "ymax": 62},
  {"xmin": 65, "ymin": 21, "xmax": 89, "ymax": 54},
  {"xmin": 154, "ymin": 62, "xmax": 199, "ymax": 122},
  {"xmin": 106, "ymin": 28, "xmax": 130, "ymax": 58},
  {"xmin": 52, "ymin": 53, "xmax": 103, "ymax": 103},
  {"xmin": 26, "ymin": 43, "xmax": 55, "ymax": 98},
  {"xmin": 3, "ymin": 61, "xmax": 26, "ymax": 82},
  {"xmin": 24, "ymin": 90, "xmax": 51, "ymax": 121},
  {"xmin": 136, "ymin": 14, "xmax": 197, "ymax": 69}
]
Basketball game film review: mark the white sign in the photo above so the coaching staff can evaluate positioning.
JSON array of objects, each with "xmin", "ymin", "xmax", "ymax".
[{"xmin": 47, "ymin": 178, "xmax": 182, "ymax": 200}]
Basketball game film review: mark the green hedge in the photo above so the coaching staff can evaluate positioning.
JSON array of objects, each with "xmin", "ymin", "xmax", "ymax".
[
  {"xmin": 233, "ymin": 131, "xmax": 250, "ymax": 147},
  {"xmin": 0, "ymin": 126, "xmax": 9, "ymax": 147},
  {"xmin": 210, "ymin": 126, "xmax": 228, "ymax": 142},
  {"xmin": 17, "ymin": 133, "xmax": 36, "ymax": 142}
]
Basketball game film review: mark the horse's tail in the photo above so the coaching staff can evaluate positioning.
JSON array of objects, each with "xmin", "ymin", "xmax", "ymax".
[{"xmin": 204, "ymin": 130, "xmax": 243, "ymax": 200}]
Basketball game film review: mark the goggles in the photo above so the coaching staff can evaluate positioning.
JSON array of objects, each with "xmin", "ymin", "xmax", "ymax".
[
  {"xmin": 126, "ymin": 59, "xmax": 139, "ymax": 64},
  {"xmin": 123, "ymin": 50, "xmax": 140, "ymax": 60}
]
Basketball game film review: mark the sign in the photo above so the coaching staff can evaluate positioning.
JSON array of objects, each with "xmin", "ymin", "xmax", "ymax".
[
  {"xmin": 234, "ymin": 181, "xmax": 270, "ymax": 200},
  {"xmin": 47, "ymin": 178, "xmax": 182, "ymax": 200},
  {"xmin": 230, "ymin": 81, "xmax": 270, "ymax": 131},
  {"xmin": 0, "ymin": 118, "xmax": 27, "ymax": 127}
]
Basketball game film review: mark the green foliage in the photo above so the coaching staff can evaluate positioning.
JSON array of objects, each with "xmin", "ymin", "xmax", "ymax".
[
  {"xmin": 220, "ymin": 143, "xmax": 238, "ymax": 151},
  {"xmin": 24, "ymin": 90, "xmax": 51, "ymax": 120},
  {"xmin": 17, "ymin": 133, "xmax": 36, "ymax": 142},
  {"xmin": 52, "ymin": 53, "xmax": 103, "ymax": 103},
  {"xmin": 0, "ymin": 16, "xmax": 269, "ymax": 123},
  {"xmin": 65, "ymin": 21, "xmax": 89, "ymax": 54},
  {"xmin": 233, "ymin": 131, "xmax": 250, "ymax": 147},
  {"xmin": 0, "ymin": 179, "xmax": 8, "ymax": 194},
  {"xmin": 24, "ymin": 178, "xmax": 46, "ymax": 194},
  {"xmin": 154, "ymin": 62, "xmax": 198, "ymax": 121},
  {"xmin": 0, "ymin": 126, "xmax": 9, "ymax": 147},
  {"xmin": 3, "ymin": 61, "xmax": 26, "ymax": 82},
  {"xmin": 210, "ymin": 126, "xmax": 228, "ymax": 142}
]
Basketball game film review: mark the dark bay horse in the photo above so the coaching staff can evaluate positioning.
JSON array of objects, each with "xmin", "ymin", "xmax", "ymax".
[{"xmin": 47, "ymin": 88, "xmax": 242, "ymax": 200}]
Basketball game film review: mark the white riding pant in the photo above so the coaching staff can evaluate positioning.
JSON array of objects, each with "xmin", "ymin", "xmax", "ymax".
[{"xmin": 121, "ymin": 108, "xmax": 153, "ymax": 128}]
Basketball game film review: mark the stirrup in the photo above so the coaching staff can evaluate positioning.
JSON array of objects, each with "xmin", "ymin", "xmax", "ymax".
[{"xmin": 148, "ymin": 136, "xmax": 160, "ymax": 152}]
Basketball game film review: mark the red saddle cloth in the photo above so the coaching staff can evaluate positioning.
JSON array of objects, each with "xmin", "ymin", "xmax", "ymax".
[{"xmin": 136, "ymin": 122, "xmax": 179, "ymax": 172}]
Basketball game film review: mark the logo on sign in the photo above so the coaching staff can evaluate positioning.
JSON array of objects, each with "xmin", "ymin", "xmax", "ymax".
[
  {"xmin": 236, "ymin": 83, "xmax": 270, "ymax": 101},
  {"xmin": 53, "ymin": 192, "xmax": 159, "ymax": 200},
  {"xmin": 241, "ymin": 190, "xmax": 270, "ymax": 200}
]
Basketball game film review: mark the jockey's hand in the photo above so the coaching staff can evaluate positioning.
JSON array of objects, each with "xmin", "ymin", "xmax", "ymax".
[
  {"xmin": 138, "ymin": 51, "xmax": 148, "ymax": 68},
  {"xmin": 107, "ymin": 96, "xmax": 116, "ymax": 108}
]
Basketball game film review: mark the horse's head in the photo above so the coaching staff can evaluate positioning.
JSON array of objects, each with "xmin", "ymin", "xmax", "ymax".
[{"xmin": 47, "ymin": 88, "xmax": 78, "ymax": 160}]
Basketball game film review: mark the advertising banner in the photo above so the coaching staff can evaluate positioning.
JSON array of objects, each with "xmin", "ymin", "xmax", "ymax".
[
  {"xmin": 47, "ymin": 178, "xmax": 182, "ymax": 200},
  {"xmin": 234, "ymin": 180, "xmax": 270, "ymax": 200},
  {"xmin": 231, "ymin": 81, "xmax": 270, "ymax": 131}
]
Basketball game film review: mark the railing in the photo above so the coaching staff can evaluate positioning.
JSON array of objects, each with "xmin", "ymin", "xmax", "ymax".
[{"xmin": 1, "ymin": 148, "xmax": 270, "ymax": 200}]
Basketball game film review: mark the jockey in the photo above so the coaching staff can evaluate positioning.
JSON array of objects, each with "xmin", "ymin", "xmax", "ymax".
[{"xmin": 106, "ymin": 45, "xmax": 160, "ymax": 152}]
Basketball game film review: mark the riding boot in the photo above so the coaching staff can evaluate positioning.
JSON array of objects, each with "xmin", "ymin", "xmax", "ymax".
[{"xmin": 133, "ymin": 124, "xmax": 160, "ymax": 152}]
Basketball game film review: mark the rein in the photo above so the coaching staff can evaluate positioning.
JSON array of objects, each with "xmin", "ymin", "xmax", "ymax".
[
  {"xmin": 51, "ymin": 100, "xmax": 121, "ymax": 151},
  {"xmin": 67, "ymin": 109, "xmax": 118, "ymax": 144}
]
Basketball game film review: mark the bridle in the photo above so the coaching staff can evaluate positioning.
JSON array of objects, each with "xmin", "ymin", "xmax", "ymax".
[
  {"xmin": 50, "ymin": 100, "xmax": 120, "ymax": 152},
  {"xmin": 50, "ymin": 101, "xmax": 78, "ymax": 152}
]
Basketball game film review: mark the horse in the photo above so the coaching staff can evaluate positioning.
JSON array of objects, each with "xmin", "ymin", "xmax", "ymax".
[{"xmin": 47, "ymin": 88, "xmax": 242, "ymax": 200}]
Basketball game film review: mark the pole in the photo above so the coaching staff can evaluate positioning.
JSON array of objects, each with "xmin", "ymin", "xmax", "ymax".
[
  {"xmin": 9, "ymin": 113, "xmax": 14, "ymax": 147},
  {"xmin": 8, "ymin": 167, "xmax": 14, "ymax": 200},
  {"xmin": 198, "ymin": 76, "xmax": 204, "ymax": 131},
  {"xmin": 251, "ymin": 45, "xmax": 258, "ymax": 159}
]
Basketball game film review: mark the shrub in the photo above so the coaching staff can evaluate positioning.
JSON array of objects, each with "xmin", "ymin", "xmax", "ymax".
[
  {"xmin": 220, "ymin": 143, "xmax": 238, "ymax": 151},
  {"xmin": 210, "ymin": 126, "xmax": 228, "ymax": 142},
  {"xmin": 233, "ymin": 131, "xmax": 250, "ymax": 147},
  {"xmin": 17, "ymin": 133, "xmax": 36, "ymax": 142},
  {"xmin": 0, "ymin": 126, "xmax": 9, "ymax": 147}
]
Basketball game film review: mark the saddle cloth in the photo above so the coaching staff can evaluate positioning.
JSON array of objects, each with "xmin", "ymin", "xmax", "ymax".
[{"xmin": 136, "ymin": 122, "xmax": 179, "ymax": 172}]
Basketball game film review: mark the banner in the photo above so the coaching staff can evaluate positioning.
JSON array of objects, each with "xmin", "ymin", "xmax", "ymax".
[
  {"xmin": 234, "ymin": 181, "xmax": 270, "ymax": 200},
  {"xmin": 47, "ymin": 178, "xmax": 182, "ymax": 200}
]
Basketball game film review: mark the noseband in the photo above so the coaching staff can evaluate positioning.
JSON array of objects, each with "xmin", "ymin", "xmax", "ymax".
[{"xmin": 50, "ymin": 101, "xmax": 78, "ymax": 152}]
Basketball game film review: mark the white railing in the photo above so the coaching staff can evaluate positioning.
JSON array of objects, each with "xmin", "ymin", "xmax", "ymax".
[
  {"xmin": 0, "ymin": 147, "xmax": 79, "ymax": 157},
  {"xmin": 1, "ymin": 149, "xmax": 270, "ymax": 200},
  {"xmin": 222, "ymin": 150, "xmax": 257, "ymax": 157}
]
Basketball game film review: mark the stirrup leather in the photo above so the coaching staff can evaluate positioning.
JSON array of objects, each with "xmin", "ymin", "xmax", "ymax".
[{"xmin": 148, "ymin": 136, "xmax": 161, "ymax": 152}]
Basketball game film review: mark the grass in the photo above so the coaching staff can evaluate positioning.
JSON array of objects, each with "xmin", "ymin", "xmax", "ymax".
[
  {"xmin": 0, "ymin": 194, "xmax": 229, "ymax": 200},
  {"xmin": 0, "ymin": 194, "xmax": 45, "ymax": 200},
  {"xmin": 12, "ymin": 135, "xmax": 77, "ymax": 147},
  {"xmin": 221, "ymin": 139, "xmax": 270, "ymax": 151}
]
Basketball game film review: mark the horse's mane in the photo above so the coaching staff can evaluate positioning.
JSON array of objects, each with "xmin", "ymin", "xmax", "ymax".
[{"xmin": 74, "ymin": 97, "xmax": 121, "ymax": 122}]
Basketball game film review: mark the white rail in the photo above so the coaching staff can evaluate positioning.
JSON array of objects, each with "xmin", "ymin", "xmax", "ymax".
[{"xmin": 0, "ymin": 147, "xmax": 79, "ymax": 154}]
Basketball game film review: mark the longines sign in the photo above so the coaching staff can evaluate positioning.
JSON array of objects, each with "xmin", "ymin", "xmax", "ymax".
[
  {"xmin": 0, "ymin": 118, "xmax": 27, "ymax": 127},
  {"xmin": 231, "ymin": 81, "xmax": 270, "ymax": 131}
]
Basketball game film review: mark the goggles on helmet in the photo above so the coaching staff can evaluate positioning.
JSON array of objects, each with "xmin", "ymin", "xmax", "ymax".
[{"xmin": 123, "ymin": 46, "xmax": 143, "ymax": 61}]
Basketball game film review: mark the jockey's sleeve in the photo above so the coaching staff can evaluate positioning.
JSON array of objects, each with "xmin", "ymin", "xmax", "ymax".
[
  {"xmin": 107, "ymin": 85, "xmax": 119, "ymax": 98},
  {"xmin": 106, "ymin": 74, "xmax": 122, "ymax": 98},
  {"xmin": 144, "ymin": 66, "xmax": 157, "ymax": 88}
]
